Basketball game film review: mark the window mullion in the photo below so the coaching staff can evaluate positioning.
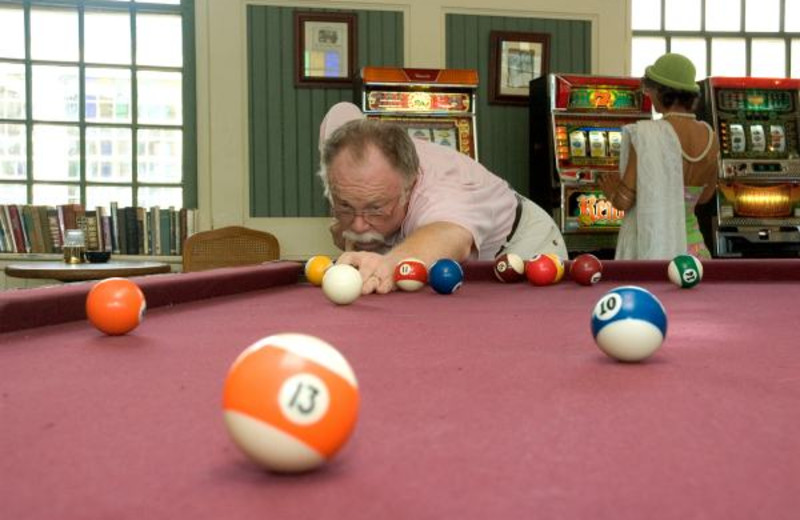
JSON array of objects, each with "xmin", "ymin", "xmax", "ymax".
[
  {"xmin": 78, "ymin": 1, "xmax": 85, "ymax": 205},
  {"xmin": 24, "ymin": 1, "xmax": 33, "ymax": 203}
]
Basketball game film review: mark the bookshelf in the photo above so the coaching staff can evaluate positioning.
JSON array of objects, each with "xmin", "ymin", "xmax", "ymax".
[
  {"xmin": 0, "ymin": 203, "xmax": 194, "ymax": 290},
  {"xmin": 0, "ymin": 204, "xmax": 196, "ymax": 258}
]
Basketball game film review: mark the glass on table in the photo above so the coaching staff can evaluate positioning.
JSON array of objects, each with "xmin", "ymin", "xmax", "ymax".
[{"xmin": 63, "ymin": 228, "xmax": 86, "ymax": 264}]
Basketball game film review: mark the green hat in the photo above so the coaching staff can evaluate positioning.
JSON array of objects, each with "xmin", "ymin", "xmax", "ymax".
[{"xmin": 645, "ymin": 53, "xmax": 699, "ymax": 93}]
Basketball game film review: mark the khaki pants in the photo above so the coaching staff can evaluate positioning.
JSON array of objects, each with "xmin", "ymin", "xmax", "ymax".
[{"xmin": 498, "ymin": 197, "xmax": 568, "ymax": 260}]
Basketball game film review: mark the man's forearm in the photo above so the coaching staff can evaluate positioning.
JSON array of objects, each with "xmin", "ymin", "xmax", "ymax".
[{"xmin": 386, "ymin": 221, "xmax": 473, "ymax": 266}]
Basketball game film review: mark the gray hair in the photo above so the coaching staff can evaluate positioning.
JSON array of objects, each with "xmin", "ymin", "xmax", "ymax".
[{"xmin": 318, "ymin": 119, "xmax": 420, "ymax": 200}]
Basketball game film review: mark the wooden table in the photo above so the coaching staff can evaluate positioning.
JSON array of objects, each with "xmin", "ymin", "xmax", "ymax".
[{"xmin": 4, "ymin": 260, "xmax": 172, "ymax": 282}]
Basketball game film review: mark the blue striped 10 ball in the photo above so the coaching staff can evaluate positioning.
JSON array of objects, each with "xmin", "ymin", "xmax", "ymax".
[
  {"xmin": 590, "ymin": 286, "xmax": 668, "ymax": 362},
  {"xmin": 668, "ymin": 254, "xmax": 703, "ymax": 289}
]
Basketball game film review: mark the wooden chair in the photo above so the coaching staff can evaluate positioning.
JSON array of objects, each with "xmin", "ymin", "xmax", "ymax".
[{"xmin": 182, "ymin": 226, "xmax": 280, "ymax": 273}]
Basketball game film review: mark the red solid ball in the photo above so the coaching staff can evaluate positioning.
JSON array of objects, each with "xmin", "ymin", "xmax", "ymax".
[
  {"xmin": 86, "ymin": 277, "xmax": 146, "ymax": 335},
  {"xmin": 525, "ymin": 254, "xmax": 564, "ymax": 286},
  {"xmin": 493, "ymin": 253, "xmax": 525, "ymax": 283},
  {"xmin": 394, "ymin": 258, "xmax": 428, "ymax": 292},
  {"xmin": 570, "ymin": 254, "xmax": 603, "ymax": 286}
]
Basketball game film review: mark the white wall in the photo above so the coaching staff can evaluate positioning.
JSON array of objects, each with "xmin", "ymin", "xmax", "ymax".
[{"xmin": 196, "ymin": 0, "xmax": 632, "ymax": 260}]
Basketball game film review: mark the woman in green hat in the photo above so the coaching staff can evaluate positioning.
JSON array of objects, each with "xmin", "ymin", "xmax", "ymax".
[{"xmin": 599, "ymin": 52, "xmax": 719, "ymax": 259}]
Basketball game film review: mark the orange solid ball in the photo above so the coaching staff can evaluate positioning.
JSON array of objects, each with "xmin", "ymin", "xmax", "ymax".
[
  {"xmin": 86, "ymin": 277, "xmax": 146, "ymax": 335},
  {"xmin": 222, "ymin": 333, "xmax": 359, "ymax": 473}
]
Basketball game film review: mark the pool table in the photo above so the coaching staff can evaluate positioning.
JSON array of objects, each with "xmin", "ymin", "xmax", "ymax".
[{"xmin": 2, "ymin": 259, "xmax": 800, "ymax": 519}]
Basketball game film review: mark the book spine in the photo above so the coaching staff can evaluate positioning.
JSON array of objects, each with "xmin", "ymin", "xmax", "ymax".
[{"xmin": 109, "ymin": 201, "xmax": 120, "ymax": 254}]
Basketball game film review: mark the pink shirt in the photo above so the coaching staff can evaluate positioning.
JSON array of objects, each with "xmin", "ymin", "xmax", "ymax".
[{"xmin": 399, "ymin": 139, "xmax": 518, "ymax": 260}]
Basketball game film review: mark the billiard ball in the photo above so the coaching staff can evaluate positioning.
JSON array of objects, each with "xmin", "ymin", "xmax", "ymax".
[
  {"xmin": 428, "ymin": 258, "xmax": 464, "ymax": 295},
  {"xmin": 493, "ymin": 253, "xmax": 525, "ymax": 283},
  {"xmin": 525, "ymin": 254, "xmax": 564, "ymax": 286},
  {"xmin": 394, "ymin": 258, "xmax": 427, "ymax": 292},
  {"xmin": 222, "ymin": 333, "xmax": 359, "ymax": 473},
  {"xmin": 570, "ymin": 253, "xmax": 603, "ymax": 286},
  {"xmin": 668, "ymin": 254, "xmax": 703, "ymax": 289},
  {"xmin": 85, "ymin": 277, "xmax": 146, "ymax": 335},
  {"xmin": 321, "ymin": 264, "xmax": 362, "ymax": 305},
  {"xmin": 590, "ymin": 285, "xmax": 667, "ymax": 362},
  {"xmin": 304, "ymin": 255, "xmax": 333, "ymax": 286}
]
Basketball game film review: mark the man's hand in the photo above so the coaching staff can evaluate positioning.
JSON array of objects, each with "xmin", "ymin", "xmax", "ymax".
[{"xmin": 335, "ymin": 251, "xmax": 395, "ymax": 294}]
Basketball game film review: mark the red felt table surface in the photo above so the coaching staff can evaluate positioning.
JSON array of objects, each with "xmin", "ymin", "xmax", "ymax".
[{"xmin": 1, "ymin": 260, "xmax": 800, "ymax": 519}]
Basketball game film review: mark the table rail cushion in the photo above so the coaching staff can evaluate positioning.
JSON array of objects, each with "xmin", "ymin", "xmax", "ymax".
[
  {"xmin": 0, "ymin": 261, "xmax": 303, "ymax": 334},
  {"xmin": 465, "ymin": 258, "xmax": 800, "ymax": 282}
]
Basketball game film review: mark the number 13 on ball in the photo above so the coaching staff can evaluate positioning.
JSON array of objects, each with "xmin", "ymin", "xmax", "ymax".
[{"xmin": 222, "ymin": 333, "xmax": 360, "ymax": 473}]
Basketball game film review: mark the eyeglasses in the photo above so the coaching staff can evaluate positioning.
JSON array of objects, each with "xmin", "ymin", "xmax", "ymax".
[{"xmin": 331, "ymin": 195, "xmax": 402, "ymax": 224}]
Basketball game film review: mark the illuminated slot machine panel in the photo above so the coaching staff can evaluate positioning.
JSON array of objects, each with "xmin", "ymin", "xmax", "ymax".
[
  {"xmin": 699, "ymin": 77, "xmax": 800, "ymax": 257},
  {"xmin": 356, "ymin": 67, "xmax": 479, "ymax": 159},
  {"xmin": 530, "ymin": 74, "xmax": 652, "ymax": 253}
]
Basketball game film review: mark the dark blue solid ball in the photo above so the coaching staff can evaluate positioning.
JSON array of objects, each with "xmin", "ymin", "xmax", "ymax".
[{"xmin": 428, "ymin": 259, "xmax": 464, "ymax": 295}]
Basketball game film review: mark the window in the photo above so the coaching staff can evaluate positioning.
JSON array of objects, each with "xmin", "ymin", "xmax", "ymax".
[
  {"xmin": 0, "ymin": 0, "xmax": 195, "ymax": 210},
  {"xmin": 631, "ymin": 0, "xmax": 800, "ymax": 79}
]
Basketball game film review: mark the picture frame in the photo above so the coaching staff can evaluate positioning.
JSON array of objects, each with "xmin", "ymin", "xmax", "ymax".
[
  {"xmin": 488, "ymin": 31, "xmax": 550, "ymax": 105},
  {"xmin": 295, "ymin": 12, "xmax": 357, "ymax": 88}
]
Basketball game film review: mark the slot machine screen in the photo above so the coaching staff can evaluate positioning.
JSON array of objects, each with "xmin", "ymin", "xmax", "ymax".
[
  {"xmin": 375, "ymin": 117, "xmax": 469, "ymax": 154},
  {"xmin": 555, "ymin": 124, "xmax": 623, "ymax": 169},
  {"xmin": 715, "ymin": 89, "xmax": 797, "ymax": 160}
]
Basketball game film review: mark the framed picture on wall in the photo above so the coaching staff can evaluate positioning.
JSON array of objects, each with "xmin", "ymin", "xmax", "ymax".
[
  {"xmin": 488, "ymin": 31, "xmax": 550, "ymax": 105},
  {"xmin": 295, "ymin": 12, "xmax": 357, "ymax": 88}
]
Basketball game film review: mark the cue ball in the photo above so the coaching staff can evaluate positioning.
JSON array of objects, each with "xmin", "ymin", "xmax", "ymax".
[
  {"xmin": 394, "ymin": 258, "xmax": 427, "ymax": 291},
  {"xmin": 222, "ymin": 333, "xmax": 359, "ymax": 473},
  {"xmin": 525, "ymin": 254, "xmax": 565, "ymax": 286},
  {"xmin": 591, "ymin": 286, "xmax": 668, "ymax": 362},
  {"xmin": 322, "ymin": 264, "xmax": 363, "ymax": 305},
  {"xmin": 493, "ymin": 253, "xmax": 525, "ymax": 283},
  {"xmin": 668, "ymin": 254, "xmax": 703, "ymax": 289},
  {"xmin": 570, "ymin": 254, "xmax": 603, "ymax": 286},
  {"xmin": 85, "ymin": 277, "xmax": 146, "ymax": 335},
  {"xmin": 428, "ymin": 258, "xmax": 464, "ymax": 294},
  {"xmin": 305, "ymin": 255, "xmax": 333, "ymax": 286}
]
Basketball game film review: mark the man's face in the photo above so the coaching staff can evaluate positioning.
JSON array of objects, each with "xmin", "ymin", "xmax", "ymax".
[{"xmin": 327, "ymin": 144, "xmax": 408, "ymax": 252}]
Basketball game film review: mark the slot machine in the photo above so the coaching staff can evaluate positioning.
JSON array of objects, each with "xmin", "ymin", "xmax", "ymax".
[
  {"xmin": 698, "ymin": 77, "xmax": 800, "ymax": 257},
  {"xmin": 530, "ymin": 74, "xmax": 652, "ymax": 255},
  {"xmin": 356, "ymin": 66, "xmax": 479, "ymax": 159}
]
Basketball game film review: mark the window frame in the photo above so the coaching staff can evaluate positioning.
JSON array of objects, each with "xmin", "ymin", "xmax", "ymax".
[
  {"xmin": 631, "ymin": 0, "xmax": 800, "ymax": 79},
  {"xmin": 0, "ymin": 0, "xmax": 196, "ymax": 209}
]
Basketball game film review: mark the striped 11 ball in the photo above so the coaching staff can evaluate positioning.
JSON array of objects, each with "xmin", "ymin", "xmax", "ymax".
[
  {"xmin": 493, "ymin": 253, "xmax": 525, "ymax": 283},
  {"xmin": 668, "ymin": 254, "xmax": 703, "ymax": 289},
  {"xmin": 428, "ymin": 258, "xmax": 464, "ymax": 294},
  {"xmin": 525, "ymin": 254, "xmax": 565, "ymax": 286},
  {"xmin": 222, "ymin": 333, "xmax": 360, "ymax": 473},
  {"xmin": 591, "ymin": 286, "xmax": 668, "ymax": 362},
  {"xmin": 394, "ymin": 258, "xmax": 427, "ymax": 292}
]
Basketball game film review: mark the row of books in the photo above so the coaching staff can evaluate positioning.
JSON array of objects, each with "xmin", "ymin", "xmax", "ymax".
[{"xmin": 0, "ymin": 203, "xmax": 197, "ymax": 256}]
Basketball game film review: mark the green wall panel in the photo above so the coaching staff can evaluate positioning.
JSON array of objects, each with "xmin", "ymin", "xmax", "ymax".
[
  {"xmin": 248, "ymin": 6, "xmax": 403, "ymax": 217},
  {"xmin": 446, "ymin": 15, "xmax": 591, "ymax": 197}
]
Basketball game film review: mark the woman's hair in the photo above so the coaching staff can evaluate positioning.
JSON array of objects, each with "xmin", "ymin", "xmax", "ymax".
[
  {"xmin": 319, "ymin": 119, "xmax": 420, "ymax": 197},
  {"xmin": 642, "ymin": 76, "xmax": 698, "ymax": 111}
]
